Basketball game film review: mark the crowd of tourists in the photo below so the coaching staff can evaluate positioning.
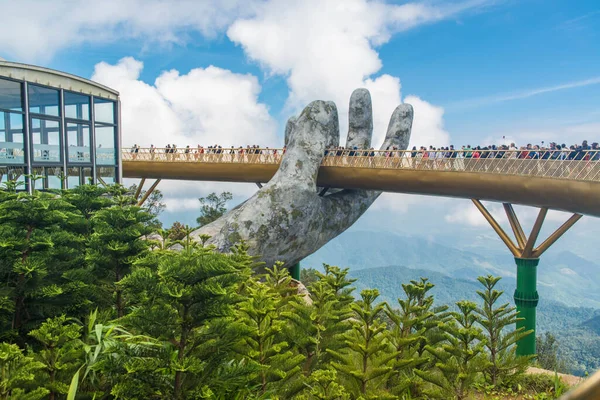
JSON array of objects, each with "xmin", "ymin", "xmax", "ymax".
[
  {"xmin": 127, "ymin": 140, "xmax": 599, "ymax": 161},
  {"xmin": 405, "ymin": 141, "xmax": 600, "ymax": 161},
  {"xmin": 130, "ymin": 144, "xmax": 280, "ymax": 156}
]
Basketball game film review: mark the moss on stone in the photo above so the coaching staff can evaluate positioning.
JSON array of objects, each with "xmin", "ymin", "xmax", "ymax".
[
  {"xmin": 256, "ymin": 224, "xmax": 270, "ymax": 244},
  {"xmin": 227, "ymin": 230, "xmax": 242, "ymax": 245},
  {"xmin": 291, "ymin": 209, "xmax": 304, "ymax": 220}
]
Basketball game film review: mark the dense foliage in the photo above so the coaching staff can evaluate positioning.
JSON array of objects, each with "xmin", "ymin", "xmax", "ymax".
[
  {"xmin": 350, "ymin": 264, "xmax": 600, "ymax": 376},
  {"xmin": 0, "ymin": 184, "xmax": 573, "ymax": 399}
]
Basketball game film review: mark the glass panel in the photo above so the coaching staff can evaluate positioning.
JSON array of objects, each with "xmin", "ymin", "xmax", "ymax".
[
  {"xmin": 0, "ymin": 167, "xmax": 26, "ymax": 190},
  {"xmin": 82, "ymin": 167, "xmax": 92, "ymax": 185},
  {"xmin": 64, "ymin": 92, "xmax": 90, "ymax": 120},
  {"xmin": 46, "ymin": 167, "xmax": 64, "ymax": 189},
  {"xmin": 31, "ymin": 118, "xmax": 61, "ymax": 162},
  {"xmin": 94, "ymin": 97, "xmax": 115, "ymax": 124},
  {"xmin": 97, "ymin": 166, "xmax": 115, "ymax": 185},
  {"xmin": 95, "ymin": 125, "xmax": 116, "ymax": 165},
  {"xmin": 0, "ymin": 78, "xmax": 22, "ymax": 111},
  {"xmin": 67, "ymin": 166, "xmax": 81, "ymax": 189},
  {"xmin": 28, "ymin": 84, "xmax": 59, "ymax": 117},
  {"xmin": 0, "ymin": 111, "xmax": 25, "ymax": 164},
  {"xmin": 66, "ymin": 123, "xmax": 90, "ymax": 163},
  {"xmin": 66, "ymin": 167, "xmax": 91, "ymax": 188},
  {"xmin": 29, "ymin": 167, "xmax": 45, "ymax": 190},
  {"xmin": 10, "ymin": 113, "xmax": 23, "ymax": 130}
]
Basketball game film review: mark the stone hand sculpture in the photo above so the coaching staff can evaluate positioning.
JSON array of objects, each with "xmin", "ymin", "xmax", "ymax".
[{"xmin": 191, "ymin": 88, "xmax": 413, "ymax": 267}]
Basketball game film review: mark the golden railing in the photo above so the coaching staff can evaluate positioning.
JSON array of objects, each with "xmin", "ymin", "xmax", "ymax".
[{"xmin": 122, "ymin": 148, "xmax": 600, "ymax": 183}]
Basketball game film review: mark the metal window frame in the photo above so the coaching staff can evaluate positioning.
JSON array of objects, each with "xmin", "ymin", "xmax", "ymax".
[
  {"xmin": 90, "ymin": 96, "xmax": 97, "ymax": 184},
  {"xmin": 63, "ymin": 90, "xmax": 91, "ymax": 122},
  {"xmin": 93, "ymin": 96, "xmax": 119, "ymax": 181},
  {"xmin": 23, "ymin": 81, "xmax": 32, "ymax": 193},
  {"xmin": 64, "ymin": 120, "xmax": 93, "ymax": 167},
  {"xmin": 27, "ymin": 82, "xmax": 62, "ymax": 119},
  {"xmin": 29, "ymin": 115, "xmax": 63, "ymax": 167},
  {"xmin": 93, "ymin": 96, "xmax": 117, "ymax": 125},
  {"xmin": 0, "ymin": 75, "xmax": 26, "ymax": 114},
  {"xmin": 116, "ymin": 99, "xmax": 122, "ymax": 183}
]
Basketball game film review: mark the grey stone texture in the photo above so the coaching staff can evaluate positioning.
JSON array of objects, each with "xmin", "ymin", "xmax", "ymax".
[{"xmin": 191, "ymin": 88, "xmax": 413, "ymax": 268}]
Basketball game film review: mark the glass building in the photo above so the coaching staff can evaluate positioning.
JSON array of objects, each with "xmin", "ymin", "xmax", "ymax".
[{"xmin": 0, "ymin": 60, "xmax": 121, "ymax": 192}]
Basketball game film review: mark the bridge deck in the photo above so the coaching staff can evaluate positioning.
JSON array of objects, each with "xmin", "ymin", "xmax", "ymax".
[{"xmin": 122, "ymin": 149, "xmax": 600, "ymax": 217}]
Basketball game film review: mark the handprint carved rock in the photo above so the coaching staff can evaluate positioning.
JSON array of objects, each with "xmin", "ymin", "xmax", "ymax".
[{"xmin": 191, "ymin": 88, "xmax": 413, "ymax": 267}]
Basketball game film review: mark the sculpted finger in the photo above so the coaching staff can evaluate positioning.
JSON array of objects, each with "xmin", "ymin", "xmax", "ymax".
[
  {"xmin": 380, "ymin": 103, "xmax": 413, "ymax": 151},
  {"xmin": 272, "ymin": 100, "xmax": 339, "ymax": 189},
  {"xmin": 284, "ymin": 115, "xmax": 297, "ymax": 147},
  {"xmin": 324, "ymin": 103, "xmax": 413, "ymax": 214},
  {"xmin": 346, "ymin": 88, "xmax": 373, "ymax": 149},
  {"xmin": 325, "ymin": 101, "xmax": 340, "ymax": 148}
]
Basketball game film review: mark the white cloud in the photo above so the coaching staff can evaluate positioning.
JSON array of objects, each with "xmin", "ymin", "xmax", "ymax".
[
  {"xmin": 1, "ymin": 0, "xmax": 495, "ymax": 219},
  {"xmin": 0, "ymin": 0, "xmax": 259, "ymax": 63},
  {"xmin": 92, "ymin": 57, "xmax": 278, "ymax": 148},
  {"xmin": 445, "ymin": 200, "xmax": 579, "ymax": 232},
  {"xmin": 1, "ymin": 0, "xmax": 473, "ymax": 150},
  {"xmin": 227, "ymin": 0, "xmax": 473, "ymax": 147},
  {"xmin": 405, "ymin": 95, "xmax": 450, "ymax": 147},
  {"xmin": 96, "ymin": 57, "xmax": 275, "ymax": 210},
  {"xmin": 445, "ymin": 201, "xmax": 499, "ymax": 227},
  {"xmin": 371, "ymin": 193, "xmax": 418, "ymax": 214}
]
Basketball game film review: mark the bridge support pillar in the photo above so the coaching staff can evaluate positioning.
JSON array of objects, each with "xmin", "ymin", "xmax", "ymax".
[
  {"xmin": 137, "ymin": 179, "xmax": 161, "ymax": 206},
  {"xmin": 472, "ymin": 200, "xmax": 581, "ymax": 356},
  {"xmin": 514, "ymin": 257, "xmax": 539, "ymax": 356},
  {"xmin": 289, "ymin": 262, "xmax": 301, "ymax": 281}
]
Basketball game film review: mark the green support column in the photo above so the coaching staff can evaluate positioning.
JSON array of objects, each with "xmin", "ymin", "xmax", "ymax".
[
  {"xmin": 289, "ymin": 262, "xmax": 301, "ymax": 281},
  {"xmin": 514, "ymin": 257, "xmax": 540, "ymax": 356}
]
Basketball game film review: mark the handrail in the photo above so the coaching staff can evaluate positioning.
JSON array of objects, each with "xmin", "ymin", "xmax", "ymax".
[
  {"xmin": 560, "ymin": 368, "xmax": 600, "ymax": 400},
  {"xmin": 122, "ymin": 148, "xmax": 600, "ymax": 183}
]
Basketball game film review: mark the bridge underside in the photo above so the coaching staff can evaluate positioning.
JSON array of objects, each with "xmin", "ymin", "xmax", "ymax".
[{"xmin": 123, "ymin": 160, "xmax": 600, "ymax": 217}]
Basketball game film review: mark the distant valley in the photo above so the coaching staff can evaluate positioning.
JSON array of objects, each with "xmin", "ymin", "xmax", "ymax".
[
  {"xmin": 303, "ymin": 230, "xmax": 600, "ymax": 309},
  {"xmin": 303, "ymin": 230, "xmax": 600, "ymax": 375}
]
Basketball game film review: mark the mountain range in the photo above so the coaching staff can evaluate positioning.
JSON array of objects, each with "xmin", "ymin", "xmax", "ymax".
[
  {"xmin": 303, "ymin": 230, "xmax": 600, "ymax": 308},
  {"xmin": 302, "ymin": 230, "xmax": 600, "ymax": 375}
]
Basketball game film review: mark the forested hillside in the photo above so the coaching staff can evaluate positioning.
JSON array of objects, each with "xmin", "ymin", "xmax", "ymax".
[
  {"xmin": 0, "ymin": 184, "xmax": 574, "ymax": 399},
  {"xmin": 350, "ymin": 264, "xmax": 600, "ymax": 375},
  {"xmin": 304, "ymin": 231, "xmax": 600, "ymax": 308}
]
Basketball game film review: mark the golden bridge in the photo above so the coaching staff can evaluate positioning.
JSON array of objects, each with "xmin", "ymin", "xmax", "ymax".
[
  {"xmin": 122, "ymin": 148, "xmax": 600, "ymax": 218},
  {"xmin": 122, "ymin": 147, "xmax": 600, "ymax": 356}
]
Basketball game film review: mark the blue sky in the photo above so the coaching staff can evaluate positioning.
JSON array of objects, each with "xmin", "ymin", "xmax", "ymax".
[
  {"xmin": 1, "ymin": 0, "xmax": 599, "ymax": 260},
  {"xmin": 3, "ymin": 0, "xmax": 598, "ymax": 146}
]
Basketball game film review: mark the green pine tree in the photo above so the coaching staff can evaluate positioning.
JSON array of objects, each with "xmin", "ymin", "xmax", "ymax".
[
  {"xmin": 328, "ymin": 289, "xmax": 397, "ymax": 399},
  {"xmin": 404, "ymin": 278, "xmax": 451, "ymax": 359},
  {"xmin": 312, "ymin": 265, "xmax": 355, "ymax": 368},
  {"xmin": 236, "ymin": 270, "xmax": 305, "ymax": 397},
  {"xmin": 299, "ymin": 368, "xmax": 350, "ymax": 400},
  {"xmin": 28, "ymin": 315, "xmax": 83, "ymax": 399},
  {"xmin": 415, "ymin": 300, "xmax": 489, "ymax": 400},
  {"xmin": 0, "ymin": 342, "xmax": 49, "ymax": 400},
  {"xmin": 118, "ymin": 237, "xmax": 248, "ymax": 399},
  {"xmin": 475, "ymin": 275, "xmax": 533, "ymax": 386},
  {"xmin": 384, "ymin": 279, "xmax": 446, "ymax": 397},
  {"xmin": 0, "ymin": 190, "xmax": 85, "ymax": 343},
  {"xmin": 288, "ymin": 266, "xmax": 356, "ymax": 376},
  {"xmin": 86, "ymin": 199, "xmax": 154, "ymax": 317},
  {"xmin": 267, "ymin": 262, "xmax": 318, "ymax": 377},
  {"xmin": 62, "ymin": 184, "xmax": 113, "ymax": 224}
]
